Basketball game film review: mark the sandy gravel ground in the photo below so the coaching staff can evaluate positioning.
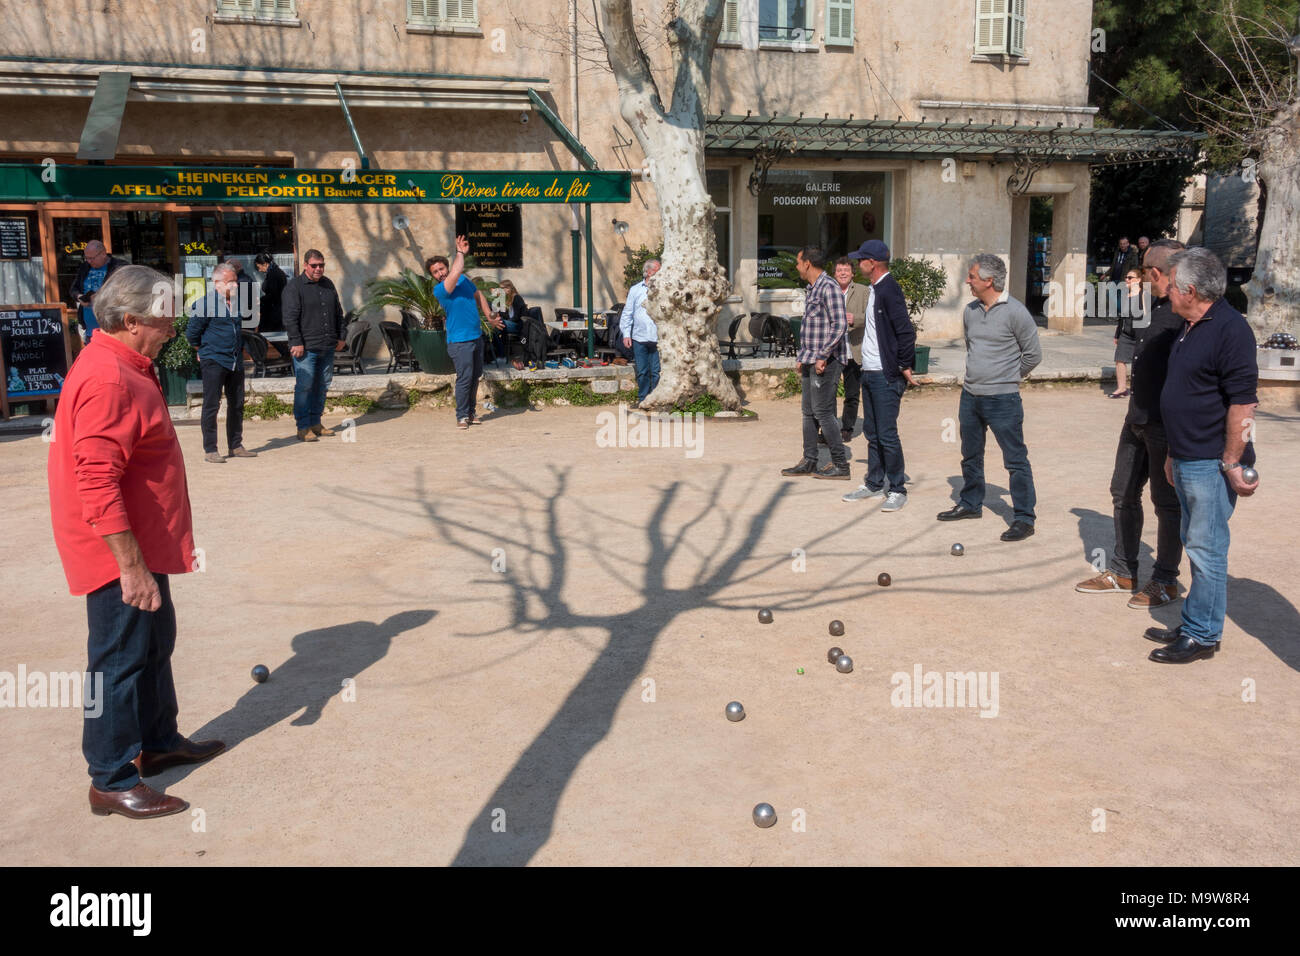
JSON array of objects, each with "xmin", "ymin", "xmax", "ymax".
[{"xmin": 1, "ymin": 383, "xmax": 1297, "ymax": 866}]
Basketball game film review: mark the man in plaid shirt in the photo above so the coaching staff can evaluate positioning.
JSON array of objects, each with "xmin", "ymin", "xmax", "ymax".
[{"xmin": 782, "ymin": 246, "xmax": 853, "ymax": 480}]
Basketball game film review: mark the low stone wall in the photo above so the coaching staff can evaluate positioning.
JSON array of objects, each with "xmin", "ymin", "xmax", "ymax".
[{"xmin": 180, "ymin": 357, "xmax": 1121, "ymax": 417}]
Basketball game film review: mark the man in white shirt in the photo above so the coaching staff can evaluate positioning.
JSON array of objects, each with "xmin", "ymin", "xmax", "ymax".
[{"xmin": 621, "ymin": 259, "xmax": 661, "ymax": 404}]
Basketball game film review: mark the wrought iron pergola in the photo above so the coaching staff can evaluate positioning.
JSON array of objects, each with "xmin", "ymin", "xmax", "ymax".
[{"xmin": 705, "ymin": 113, "xmax": 1205, "ymax": 196}]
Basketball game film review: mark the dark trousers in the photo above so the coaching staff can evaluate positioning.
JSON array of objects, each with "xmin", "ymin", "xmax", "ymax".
[
  {"xmin": 448, "ymin": 337, "xmax": 484, "ymax": 422},
  {"xmin": 1110, "ymin": 421, "xmax": 1182, "ymax": 583},
  {"xmin": 840, "ymin": 359, "xmax": 862, "ymax": 433},
  {"xmin": 199, "ymin": 359, "xmax": 245, "ymax": 454},
  {"xmin": 84, "ymin": 574, "xmax": 182, "ymax": 791},
  {"xmin": 958, "ymin": 389, "xmax": 1036, "ymax": 524},
  {"xmin": 860, "ymin": 370, "xmax": 907, "ymax": 493},
  {"xmin": 802, "ymin": 358, "xmax": 847, "ymax": 466}
]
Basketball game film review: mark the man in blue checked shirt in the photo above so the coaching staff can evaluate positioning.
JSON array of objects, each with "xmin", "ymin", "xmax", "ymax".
[
  {"xmin": 187, "ymin": 262, "xmax": 257, "ymax": 464},
  {"xmin": 620, "ymin": 259, "xmax": 661, "ymax": 404},
  {"xmin": 782, "ymin": 246, "xmax": 852, "ymax": 480}
]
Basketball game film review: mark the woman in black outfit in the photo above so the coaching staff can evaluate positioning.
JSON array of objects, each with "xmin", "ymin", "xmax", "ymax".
[{"xmin": 1111, "ymin": 268, "xmax": 1143, "ymax": 398}]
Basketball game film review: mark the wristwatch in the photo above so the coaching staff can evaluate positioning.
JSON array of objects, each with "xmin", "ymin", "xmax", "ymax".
[{"xmin": 1219, "ymin": 460, "xmax": 1241, "ymax": 474}]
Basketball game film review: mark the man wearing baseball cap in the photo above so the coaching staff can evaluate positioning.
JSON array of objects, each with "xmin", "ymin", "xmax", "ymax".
[{"xmin": 840, "ymin": 240, "xmax": 918, "ymax": 512}]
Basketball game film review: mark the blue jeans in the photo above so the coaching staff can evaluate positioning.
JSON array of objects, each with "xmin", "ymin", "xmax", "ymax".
[
  {"xmin": 448, "ymin": 337, "xmax": 484, "ymax": 422},
  {"xmin": 84, "ymin": 574, "xmax": 183, "ymax": 791},
  {"xmin": 633, "ymin": 340, "xmax": 660, "ymax": 403},
  {"xmin": 1172, "ymin": 458, "xmax": 1236, "ymax": 645},
  {"xmin": 860, "ymin": 370, "xmax": 906, "ymax": 492},
  {"xmin": 958, "ymin": 390, "xmax": 1036, "ymax": 524},
  {"xmin": 293, "ymin": 348, "xmax": 334, "ymax": 430}
]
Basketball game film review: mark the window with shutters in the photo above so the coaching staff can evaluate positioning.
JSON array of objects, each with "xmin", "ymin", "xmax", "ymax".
[
  {"xmin": 718, "ymin": 0, "xmax": 816, "ymax": 47},
  {"xmin": 408, "ymin": 0, "xmax": 479, "ymax": 30},
  {"xmin": 215, "ymin": 0, "xmax": 297, "ymax": 21},
  {"xmin": 825, "ymin": 0, "xmax": 853, "ymax": 48},
  {"xmin": 974, "ymin": 0, "xmax": 1027, "ymax": 57}
]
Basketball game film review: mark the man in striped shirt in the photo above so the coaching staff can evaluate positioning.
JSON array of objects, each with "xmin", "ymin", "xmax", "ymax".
[{"xmin": 782, "ymin": 246, "xmax": 852, "ymax": 480}]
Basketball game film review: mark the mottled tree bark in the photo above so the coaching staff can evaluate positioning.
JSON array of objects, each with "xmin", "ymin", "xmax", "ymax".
[
  {"xmin": 1244, "ymin": 94, "xmax": 1300, "ymax": 337},
  {"xmin": 599, "ymin": 0, "xmax": 741, "ymax": 408}
]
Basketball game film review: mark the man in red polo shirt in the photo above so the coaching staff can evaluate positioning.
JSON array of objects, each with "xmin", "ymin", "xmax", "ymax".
[{"xmin": 48, "ymin": 265, "xmax": 225, "ymax": 819}]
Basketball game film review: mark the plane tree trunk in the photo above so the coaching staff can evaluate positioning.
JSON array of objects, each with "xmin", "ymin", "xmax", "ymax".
[{"xmin": 599, "ymin": 0, "xmax": 741, "ymax": 409}]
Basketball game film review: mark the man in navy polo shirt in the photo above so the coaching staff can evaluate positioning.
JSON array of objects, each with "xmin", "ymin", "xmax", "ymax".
[
  {"xmin": 1147, "ymin": 247, "xmax": 1259, "ymax": 664},
  {"xmin": 430, "ymin": 235, "xmax": 503, "ymax": 429},
  {"xmin": 187, "ymin": 262, "xmax": 257, "ymax": 463}
]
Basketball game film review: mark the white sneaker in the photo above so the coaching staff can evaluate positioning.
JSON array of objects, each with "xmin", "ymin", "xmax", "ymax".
[
  {"xmin": 880, "ymin": 492, "xmax": 907, "ymax": 512},
  {"xmin": 842, "ymin": 485, "xmax": 885, "ymax": 502}
]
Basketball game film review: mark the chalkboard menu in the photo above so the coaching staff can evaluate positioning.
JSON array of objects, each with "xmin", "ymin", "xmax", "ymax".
[
  {"xmin": 0, "ymin": 217, "xmax": 30, "ymax": 259},
  {"xmin": 454, "ymin": 203, "xmax": 522, "ymax": 269},
  {"xmin": 1, "ymin": 305, "xmax": 70, "ymax": 416}
]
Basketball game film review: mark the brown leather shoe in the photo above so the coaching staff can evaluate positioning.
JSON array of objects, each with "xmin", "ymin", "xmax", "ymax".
[
  {"xmin": 1074, "ymin": 570, "xmax": 1136, "ymax": 593},
  {"xmin": 1128, "ymin": 580, "xmax": 1178, "ymax": 609},
  {"xmin": 297, "ymin": 428, "xmax": 319, "ymax": 442},
  {"xmin": 310, "ymin": 424, "xmax": 335, "ymax": 436},
  {"xmin": 136, "ymin": 738, "xmax": 226, "ymax": 776},
  {"xmin": 89, "ymin": 783, "xmax": 189, "ymax": 819},
  {"xmin": 228, "ymin": 446, "xmax": 258, "ymax": 458}
]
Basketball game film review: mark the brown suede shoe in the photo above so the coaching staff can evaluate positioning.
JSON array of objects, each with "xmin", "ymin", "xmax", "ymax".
[
  {"xmin": 228, "ymin": 446, "xmax": 258, "ymax": 458},
  {"xmin": 135, "ymin": 738, "xmax": 226, "ymax": 776},
  {"xmin": 1074, "ymin": 570, "xmax": 1136, "ymax": 593},
  {"xmin": 297, "ymin": 429, "xmax": 319, "ymax": 442},
  {"xmin": 310, "ymin": 424, "xmax": 335, "ymax": 437},
  {"xmin": 1128, "ymin": 580, "xmax": 1179, "ymax": 609},
  {"xmin": 89, "ymin": 783, "xmax": 189, "ymax": 819}
]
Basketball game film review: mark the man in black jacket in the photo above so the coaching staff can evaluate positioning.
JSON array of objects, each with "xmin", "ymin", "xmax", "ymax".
[
  {"xmin": 1076, "ymin": 239, "xmax": 1185, "ymax": 607},
  {"xmin": 282, "ymin": 249, "xmax": 345, "ymax": 442},
  {"xmin": 187, "ymin": 263, "xmax": 257, "ymax": 463},
  {"xmin": 840, "ymin": 240, "xmax": 918, "ymax": 512},
  {"xmin": 254, "ymin": 252, "xmax": 287, "ymax": 333},
  {"xmin": 70, "ymin": 241, "xmax": 124, "ymax": 342}
]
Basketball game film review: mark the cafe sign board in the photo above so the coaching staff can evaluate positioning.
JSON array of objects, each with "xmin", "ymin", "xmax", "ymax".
[{"xmin": 0, "ymin": 165, "xmax": 632, "ymax": 205}]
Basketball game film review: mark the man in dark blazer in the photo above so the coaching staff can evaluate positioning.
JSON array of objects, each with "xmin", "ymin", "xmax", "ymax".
[
  {"xmin": 840, "ymin": 240, "xmax": 918, "ymax": 512},
  {"xmin": 254, "ymin": 252, "xmax": 288, "ymax": 333}
]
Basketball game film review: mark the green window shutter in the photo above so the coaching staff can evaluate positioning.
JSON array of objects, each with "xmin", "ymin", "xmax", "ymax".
[
  {"xmin": 408, "ymin": 0, "xmax": 427, "ymax": 19},
  {"xmin": 974, "ymin": 0, "xmax": 1009, "ymax": 54},
  {"xmin": 219, "ymin": 0, "xmax": 256, "ymax": 14},
  {"xmin": 272, "ymin": 0, "xmax": 295, "ymax": 16},
  {"xmin": 826, "ymin": 0, "xmax": 854, "ymax": 47},
  {"xmin": 720, "ymin": 0, "xmax": 740, "ymax": 42},
  {"xmin": 1008, "ymin": 0, "xmax": 1026, "ymax": 56}
]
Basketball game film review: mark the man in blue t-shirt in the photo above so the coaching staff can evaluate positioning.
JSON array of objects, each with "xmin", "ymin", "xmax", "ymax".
[
  {"xmin": 430, "ymin": 235, "xmax": 503, "ymax": 428},
  {"xmin": 70, "ymin": 241, "xmax": 123, "ymax": 342},
  {"xmin": 1145, "ymin": 248, "xmax": 1259, "ymax": 664}
]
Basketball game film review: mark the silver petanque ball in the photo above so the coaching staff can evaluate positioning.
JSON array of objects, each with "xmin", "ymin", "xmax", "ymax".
[
  {"xmin": 835, "ymin": 654, "xmax": 854, "ymax": 674},
  {"xmin": 725, "ymin": 701, "xmax": 746, "ymax": 722},
  {"xmin": 951, "ymin": 543, "xmax": 965, "ymax": 556},
  {"xmin": 827, "ymin": 646, "xmax": 844, "ymax": 664},
  {"xmin": 758, "ymin": 608, "xmax": 774, "ymax": 624},
  {"xmin": 1241, "ymin": 466, "xmax": 1258, "ymax": 484},
  {"xmin": 752, "ymin": 803, "xmax": 777, "ymax": 828},
  {"xmin": 829, "ymin": 619, "xmax": 845, "ymax": 637}
]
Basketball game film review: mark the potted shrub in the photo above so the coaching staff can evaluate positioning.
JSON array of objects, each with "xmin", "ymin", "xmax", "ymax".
[
  {"xmin": 363, "ymin": 268, "xmax": 452, "ymax": 374},
  {"xmin": 888, "ymin": 256, "xmax": 947, "ymax": 373},
  {"xmin": 156, "ymin": 315, "xmax": 199, "ymax": 405}
]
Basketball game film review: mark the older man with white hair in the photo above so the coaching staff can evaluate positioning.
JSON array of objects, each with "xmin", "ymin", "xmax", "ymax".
[
  {"xmin": 938, "ymin": 253, "xmax": 1042, "ymax": 541},
  {"xmin": 187, "ymin": 262, "xmax": 256, "ymax": 463},
  {"xmin": 1145, "ymin": 247, "xmax": 1259, "ymax": 664},
  {"xmin": 621, "ymin": 258, "xmax": 662, "ymax": 405},
  {"xmin": 48, "ymin": 265, "xmax": 225, "ymax": 819}
]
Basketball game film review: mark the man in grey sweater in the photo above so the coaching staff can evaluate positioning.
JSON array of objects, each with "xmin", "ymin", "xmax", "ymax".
[{"xmin": 937, "ymin": 254, "xmax": 1042, "ymax": 541}]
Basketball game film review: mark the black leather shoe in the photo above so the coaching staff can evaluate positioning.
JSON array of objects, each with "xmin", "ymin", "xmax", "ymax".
[
  {"xmin": 89, "ymin": 783, "xmax": 189, "ymax": 819},
  {"xmin": 812, "ymin": 463, "xmax": 852, "ymax": 481},
  {"xmin": 1144, "ymin": 625, "xmax": 1182, "ymax": 644},
  {"xmin": 781, "ymin": 459, "xmax": 818, "ymax": 477},
  {"xmin": 1149, "ymin": 633, "xmax": 1219, "ymax": 663},
  {"xmin": 136, "ymin": 738, "xmax": 226, "ymax": 776},
  {"xmin": 1000, "ymin": 521, "xmax": 1035, "ymax": 541},
  {"xmin": 937, "ymin": 505, "xmax": 982, "ymax": 521}
]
